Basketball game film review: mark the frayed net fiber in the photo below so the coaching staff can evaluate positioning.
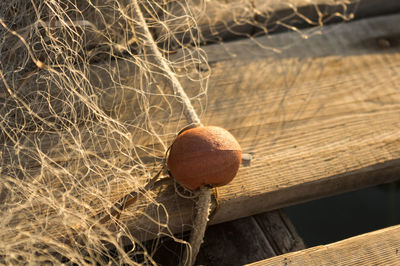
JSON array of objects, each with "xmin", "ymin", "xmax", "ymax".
[{"xmin": 0, "ymin": 0, "xmax": 353, "ymax": 264}]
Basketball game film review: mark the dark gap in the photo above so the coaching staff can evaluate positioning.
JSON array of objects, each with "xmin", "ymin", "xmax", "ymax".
[
  {"xmin": 284, "ymin": 181, "xmax": 400, "ymax": 247},
  {"xmin": 149, "ymin": 232, "xmax": 189, "ymax": 266}
]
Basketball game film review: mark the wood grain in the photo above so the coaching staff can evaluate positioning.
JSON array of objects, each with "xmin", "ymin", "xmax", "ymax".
[
  {"xmin": 248, "ymin": 224, "xmax": 400, "ymax": 265},
  {"xmin": 123, "ymin": 13, "xmax": 400, "ymax": 240},
  {"xmin": 198, "ymin": 12, "xmax": 400, "ymax": 224}
]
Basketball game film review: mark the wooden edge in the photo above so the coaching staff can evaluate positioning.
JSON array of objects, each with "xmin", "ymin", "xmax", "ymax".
[
  {"xmin": 211, "ymin": 160, "xmax": 400, "ymax": 226},
  {"xmin": 247, "ymin": 224, "xmax": 400, "ymax": 265},
  {"xmin": 126, "ymin": 161, "xmax": 400, "ymax": 242}
]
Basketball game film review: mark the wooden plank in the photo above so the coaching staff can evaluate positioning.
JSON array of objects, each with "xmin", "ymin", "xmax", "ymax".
[
  {"xmin": 195, "ymin": 210, "xmax": 305, "ymax": 265},
  {"xmin": 124, "ymin": 13, "xmax": 400, "ymax": 240},
  {"xmin": 2, "ymin": 13, "xmax": 400, "ymax": 243},
  {"xmin": 159, "ymin": 0, "xmax": 400, "ymax": 46},
  {"xmin": 3, "ymin": 0, "xmax": 400, "ymax": 73},
  {"xmin": 248, "ymin": 224, "xmax": 400, "ymax": 265}
]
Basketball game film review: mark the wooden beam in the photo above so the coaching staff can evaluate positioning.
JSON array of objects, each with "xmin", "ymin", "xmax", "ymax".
[{"xmin": 248, "ymin": 224, "xmax": 400, "ymax": 265}]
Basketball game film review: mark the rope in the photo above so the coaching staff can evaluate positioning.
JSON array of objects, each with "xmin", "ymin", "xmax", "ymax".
[{"xmin": 132, "ymin": 1, "xmax": 208, "ymax": 265}]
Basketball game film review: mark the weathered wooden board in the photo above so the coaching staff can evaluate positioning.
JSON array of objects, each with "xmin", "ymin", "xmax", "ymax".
[
  {"xmin": 195, "ymin": 210, "xmax": 305, "ymax": 266},
  {"xmin": 248, "ymin": 224, "xmax": 400, "ymax": 265},
  {"xmin": 3, "ymin": 0, "xmax": 400, "ymax": 74},
  {"xmin": 2, "ymin": 10, "xmax": 400, "ymax": 244},
  {"xmin": 159, "ymin": 0, "xmax": 400, "ymax": 46},
  {"xmin": 124, "ymin": 13, "xmax": 400, "ymax": 240},
  {"xmin": 8, "ymin": 11, "xmax": 398, "ymax": 242}
]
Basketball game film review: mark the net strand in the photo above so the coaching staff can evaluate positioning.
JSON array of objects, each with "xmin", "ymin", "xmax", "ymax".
[
  {"xmin": 0, "ymin": 0, "xmax": 355, "ymax": 264},
  {"xmin": 132, "ymin": 0, "xmax": 202, "ymax": 127}
]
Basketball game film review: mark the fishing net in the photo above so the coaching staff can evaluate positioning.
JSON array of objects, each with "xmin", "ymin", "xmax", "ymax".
[{"xmin": 0, "ymin": 0, "xmax": 354, "ymax": 264}]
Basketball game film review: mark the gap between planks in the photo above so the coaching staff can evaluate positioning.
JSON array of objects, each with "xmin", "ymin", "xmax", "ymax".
[{"xmin": 195, "ymin": 210, "xmax": 306, "ymax": 266}]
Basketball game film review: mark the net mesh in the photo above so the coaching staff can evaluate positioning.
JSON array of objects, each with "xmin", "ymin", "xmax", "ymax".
[{"xmin": 0, "ymin": 0, "xmax": 354, "ymax": 264}]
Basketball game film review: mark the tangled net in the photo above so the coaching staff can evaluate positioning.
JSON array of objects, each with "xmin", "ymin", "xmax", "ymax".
[{"xmin": 0, "ymin": 0, "xmax": 354, "ymax": 264}]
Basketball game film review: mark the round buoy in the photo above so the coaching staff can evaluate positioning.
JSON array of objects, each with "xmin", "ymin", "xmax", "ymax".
[{"xmin": 167, "ymin": 126, "xmax": 242, "ymax": 190}]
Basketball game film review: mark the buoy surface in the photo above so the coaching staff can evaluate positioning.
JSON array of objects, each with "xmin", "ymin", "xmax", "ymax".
[{"xmin": 167, "ymin": 126, "xmax": 242, "ymax": 190}]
